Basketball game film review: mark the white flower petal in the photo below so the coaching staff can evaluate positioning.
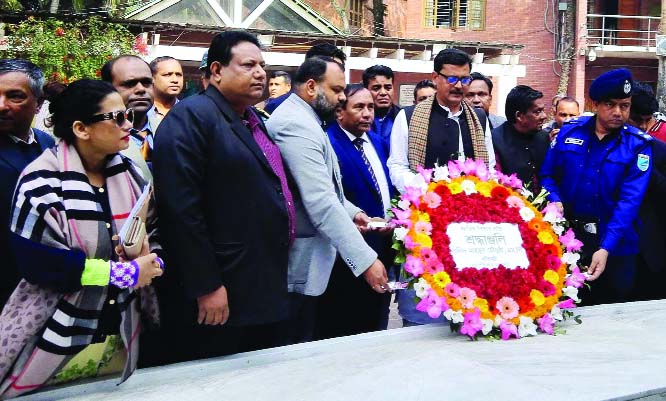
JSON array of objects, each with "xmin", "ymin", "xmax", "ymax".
[
  {"xmin": 414, "ymin": 278, "xmax": 430, "ymax": 299},
  {"xmin": 393, "ymin": 227, "xmax": 408, "ymax": 241},
  {"xmin": 444, "ymin": 309, "xmax": 464, "ymax": 323},
  {"xmin": 550, "ymin": 305, "xmax": 564, "ymax": 321},
  {"xmin": 481, "ymin": 319, "xmax": 494, "ymax": 335},
  {"xmin": 561, "ymin": 252, "xmax": 581, "ymax": 266},
  {"xmin": 433, "ymin": 165, "xmax": 451, "ymax": 182},
  {"xmin": 461, "ymin": 180, "xmax": 477, "ymax": 195},
  {"xmin": 563, "ymin": 286, "xmax": 580, "ymax": 302},
  {"xmin": 406, "ymin": 173, "xmax": 428, "ymax": 192},
  {"xmin": 397, "ymin": 199, "xmax": 410, "ymax": 210},
  {"xmin": 519, "ymin": 207, "xmax": 536, "ymax": 222},
  {"xmin": 518, "ymin": 316, "xmax": 538, "ymax": 337}
]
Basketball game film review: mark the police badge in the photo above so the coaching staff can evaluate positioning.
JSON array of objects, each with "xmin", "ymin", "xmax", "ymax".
[
  {"xmin": 624, "ymin": 80, "xmax": 632, "ymax": 95},
  {"xmin": 637, "ymin": 153, "xmax": 650, "ymax": 172}
]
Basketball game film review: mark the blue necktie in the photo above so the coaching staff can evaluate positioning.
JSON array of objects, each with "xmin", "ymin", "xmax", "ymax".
[{"xmin": 353, "ymin": 137, "xmax": 381, "ymax": 196}]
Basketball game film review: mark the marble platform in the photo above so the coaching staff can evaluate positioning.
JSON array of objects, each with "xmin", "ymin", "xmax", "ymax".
[{"xmin": 17, "ymin": 300, "xmax": 666, "ymax": 401}]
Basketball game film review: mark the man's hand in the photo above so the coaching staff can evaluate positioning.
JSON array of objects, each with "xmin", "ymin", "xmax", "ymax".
[
  {"xmin": 363, "ymin": 259, "xmax": 389, "ymax": 293},
  {"xmin": 550, "ymin": 201, "xmax": 564, "ymax": 216},
  {"xmin": 369, "ymin": 217, "xmax": 393, "ymax": 235},
  {"xmin": 587, "ymin": 248, "xmax": 609, "ymax": 281},
  {"xmin": 353, "ymin": 212, "xmax": 372, "ymax": 234},
  {"xmin": 549, "ymin": 128, "xmax": 560, "ymax": 142},
  {"xmin": 197, "ymin": 285, "xmax": 230, "ymax": 325}
]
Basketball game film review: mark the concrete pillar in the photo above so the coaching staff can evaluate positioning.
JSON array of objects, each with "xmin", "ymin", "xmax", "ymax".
[{"xmin": 570, "ymin": 0, "xmax": 588, "ymax": 110}]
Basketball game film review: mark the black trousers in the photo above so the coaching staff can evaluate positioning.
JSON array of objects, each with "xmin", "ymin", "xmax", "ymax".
[
  {"xmin": 313, "ymin": 256, "xmax": 391, "ymax": 341},
  {"xmin": 574, "ymin": 228, "xmax": 636, "ymax": 306}
]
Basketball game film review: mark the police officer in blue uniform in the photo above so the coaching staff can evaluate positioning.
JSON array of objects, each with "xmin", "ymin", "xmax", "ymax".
[{"xmin": 541, "ymin": 68, "xmax": 652, "ymax": 305}]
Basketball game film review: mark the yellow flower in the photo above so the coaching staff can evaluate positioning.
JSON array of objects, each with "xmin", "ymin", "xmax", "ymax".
[
  {"xmin": 448, "ymin": 182, "xmax": 463, "ymax": 195},
  {"xmin": 415, "ymin": 233, "xmax": 433, "ymax": 248},
  {"xmin": 530, "ymin": 289, "xmax": 545, "ymax": 306},
  {"xmin": 428, "ymin": 182, "xmax": 438, "ymax": 192},
  {"xmin": 418, "ymin": 212, "xmax": 430, "ymax": 223},
  {"xmin": 537, "ymin": 231, "xmax": 554, "ymax": 245},
  {"xmin": 475, "ymin": 181, "xmax": 492, "ymax": 197},
  {"xmin": 473, "ymin": 297, "xmax": 489, "ymax": 312},
  {"xmin": 543, "ymin": 270, "xmax": 560, "ymax": 285},
  {"xmin": 433, "ymin": 271, "xmax": 451, "ymax": 288}
]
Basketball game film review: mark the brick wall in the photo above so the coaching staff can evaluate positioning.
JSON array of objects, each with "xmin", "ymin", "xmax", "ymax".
[{"xmin": 386, "ymin": 0, "xmax": 562, "ymax": 103}]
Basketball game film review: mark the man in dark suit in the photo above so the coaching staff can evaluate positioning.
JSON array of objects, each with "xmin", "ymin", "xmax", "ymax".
[
  {"xmin": 316, "ymin": 84, "xmax": 395, "ymax": 339},
  {"xmin": 153, "ymin": 31, "xmax": 294, "ymax": 362},
  {"xmin": 0, "ymin": 59, "xmax": 55, "ymax": 307}
]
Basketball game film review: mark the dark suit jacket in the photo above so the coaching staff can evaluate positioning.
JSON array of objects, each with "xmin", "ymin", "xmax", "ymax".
[
  {"xmin": 153, "ymin": 85, "xmax": 290, "ymax": 327},
  {"xmin": 327, "ymin": 122, "xmax": 396, "ymax": 260},
  {"xmin": 638, "ymin": 138, "xmax": 666, "ymax": 273},
  {"xmin": 0, "ymin": 129, "xmax": 54, "ymax": 306}
]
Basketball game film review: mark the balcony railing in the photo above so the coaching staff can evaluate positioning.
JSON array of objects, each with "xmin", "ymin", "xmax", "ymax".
[{"xmin": 587, "ymin": 13, "xmax": 660, "ymax": 48}]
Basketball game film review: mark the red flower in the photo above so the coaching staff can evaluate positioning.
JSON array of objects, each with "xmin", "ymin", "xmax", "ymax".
[{"xmin": 55, "ymin": 27, "xmax": 65, "ymax": 37}]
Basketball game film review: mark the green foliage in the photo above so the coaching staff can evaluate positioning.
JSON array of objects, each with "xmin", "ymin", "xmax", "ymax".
[
  {"xmin": 0, "ymin": 0, "xmax": 22, "ymax": 11},
  {"xmin": 0, "ymin": 17, "xmax": 139, "ymax": 83}
]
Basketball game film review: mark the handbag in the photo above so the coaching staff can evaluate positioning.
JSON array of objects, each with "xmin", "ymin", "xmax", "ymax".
[{"xmin": 120, "ymin": 185, "xmax": 152, "ymax": 259}]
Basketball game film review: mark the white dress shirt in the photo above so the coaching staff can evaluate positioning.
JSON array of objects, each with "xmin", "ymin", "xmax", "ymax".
[
  {"xmin": 387, "ymin": 102, "xmax": 496, "ymax": 193},
  {"xmin": 342, "ymin": 128, "xmax": 392, "ymax": 217},
  {"xmin": 9, "ymin": 128, "xmax": 36, "ymax": 145}
]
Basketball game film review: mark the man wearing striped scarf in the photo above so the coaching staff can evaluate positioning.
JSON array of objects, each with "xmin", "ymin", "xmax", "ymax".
[{"xmin": 387, "ymin": 48, "xmax": 496, "ymax": 194}]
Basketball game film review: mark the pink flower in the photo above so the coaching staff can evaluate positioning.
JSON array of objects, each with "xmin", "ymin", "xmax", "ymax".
[
  {"xmin": 499, "ymin": 320, "xmax": 519, "ymax": 340},
  {"xmin": 565, "ymin": 266, "xmax": 586, "ymax": 288},
  {"xmin": 447, "ymin": 160, "xmax": 462, "ymax": 178},
  {"xmin": 559, "ymin": 228, "xmax": 583, "ymax": 252},
  {"xmin": 414, "ymin": 221, "xmax": 432, "ymax": 236},
  {"xmin": 404, "ymin": 235, "xmax": 418, "ymax": 250},
  {"xmin": 506, "ymin": 195, "xmax": 524, "ymax": 208},
  {"xmin": 403, "ymin": 187, "xmax": 423, "ymax": 207},
  {"xmin": 459, "ymin": 287, "xmax": 477, "ymax": 309},
  {"xmin": 445, "ymin": 283, "xmax": 460, "ymax": 298},
  {"xmin": 404, "ymin": 255, "xmax": 424, "ymax": 276},
  {"xmin": 416, "ymin": 289, "xmax": 448, "ymax": 318},
  {"xmin": 558, "ymin": 299, "xmax": 576, "ymax": 309},
  {"xmin": 391, "ymin": 208, "xmax": 412, "ymax": 225},
  {"xmin": 537, "ymin": 313, "xmax": 555, "ymax": 335},
  {"xmin": 542, "ymin": 202, "xmax": 563, "ymax": 218},
  {"xmin": 498, "ymin": 172, "xmax": 523, "ymax": 189},
  {"xmin": 496, "ymin": 296, "xmax": 520, "ymax": 319},
  {"xmin": 460, "ymin": 308, "xmax": 483, "ymax": 338},
  {"xmin": 546, "ymin": 255, "xmax": 562, "ymax": 270},
  {"xmin": 462, "ymin": 158, "xmax": 479, "ymax": 175},
  {"xmin": 420, "ymin": 248, "xmax": 439, "ymax": 268},
  {"xmin": 422, "ymin": 192, "xmax": 442, "ymax": 209},
  {"xmin": 417, "ymin": 166, "xmax": 433, "ymax": 182}
]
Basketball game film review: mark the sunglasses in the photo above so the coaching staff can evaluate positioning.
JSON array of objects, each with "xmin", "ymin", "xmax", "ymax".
[
  {"xmin": 82, "ymin": 109, "xmax": 135, "ymax": 127},
  {"xmin": 435, "ymin": 72, "xmax": 472, "ymax": 86}
]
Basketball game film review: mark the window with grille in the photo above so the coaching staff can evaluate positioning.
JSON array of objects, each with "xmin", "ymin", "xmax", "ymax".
[
  {"xmin": 349, "ymin": 0, "xmax": 364, "ymax": 28},
  {"xmin": 424, "ymin": 0, "xmax": 486, "ymax": 30}
]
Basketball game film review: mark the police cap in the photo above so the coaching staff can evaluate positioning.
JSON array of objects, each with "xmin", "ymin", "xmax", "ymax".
[
  {"xmin": 589, "ymin": 68, "xmax": 634, "ymax": 101},
  {"xmin": 199, "ymin": 50, "xmax": 208, "ymax": 71}
]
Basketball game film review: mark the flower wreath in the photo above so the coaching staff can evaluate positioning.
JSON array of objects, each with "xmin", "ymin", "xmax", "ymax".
[{"xmin": 390, "ymin": 159, "xmax": 587, "ymax": 340}]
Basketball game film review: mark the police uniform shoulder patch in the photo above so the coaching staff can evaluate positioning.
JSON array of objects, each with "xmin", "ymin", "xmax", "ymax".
[
  {"xmin": 637, "ymin": 153, "xmax": 650, "ymax": 172},
  {"xmin": 564, "ymin": 137, "xmax": 584, "ymax": 145}
]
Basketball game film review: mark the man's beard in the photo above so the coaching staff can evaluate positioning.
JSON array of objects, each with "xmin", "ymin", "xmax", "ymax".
[{"xmin": 312, "ymin": 89, "xmax": 338, "ymax": 122}]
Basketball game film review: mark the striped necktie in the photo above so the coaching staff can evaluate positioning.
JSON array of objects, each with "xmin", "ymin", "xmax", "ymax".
[{"xmin": 352, "ymin": 137, "xmax": 381, "ymax": 196}]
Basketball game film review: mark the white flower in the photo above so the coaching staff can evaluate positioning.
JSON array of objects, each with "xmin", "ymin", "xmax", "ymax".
[
  {"xmin": 481, "ymin": 319, "xmax": 494, "ymax": 335},
  {"xmin": 561, "ymin": 252, "xmax": 581, "ymax": 266},
  {"xmin": 518, "ymin": 316, "xmax": 538, "ymax": 337},
  {"xmin": 563, "ymin": 286, "xmax": 580, "ymax": 302},
  {"xmin": 552, "ymin": 224, "xmax": 564, "ymax": 236},
  {"xmin": 406, "ymin": 173, "xmax": 428, "ymax": 192},
  {"xmin": 397, "ymin": 199, "xmax": 410, "ymax": 210},
  {"xmin": 519, "ymin": 207, "xmax": 535, "ymax": 222},
  {"xmin": 520, "ymin": 188, "xmax": 533, "ymax": 199},
  {"xmin": 413, "ymin": 278, "xmax": 430, "ymax": 299},
  {"xmin": 393, "ymin": 227, "xmax": 409, "ymax": 242},
  {"xmin": 433, "ymin": 165, "xmax": 451, "ymax": 182},
  {"xmin": 550, "ymin": 305, "xmax": 564, "ymax": 321},
  {"xmin": 461, "ymin": 179, "xmax": 477, "ymax": 195},
  {"xmin": 444, "ymin": 309, "xmax": 464, "ymax": 323},
  {"xmin": 494, "ymin": 315, "xmax": 503, "ymax": 327}
]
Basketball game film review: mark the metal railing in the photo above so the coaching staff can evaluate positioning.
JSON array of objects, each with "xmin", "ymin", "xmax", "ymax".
[{"xmin": 587, "ymin": 13, "xmax": 660, "ymax": 48}]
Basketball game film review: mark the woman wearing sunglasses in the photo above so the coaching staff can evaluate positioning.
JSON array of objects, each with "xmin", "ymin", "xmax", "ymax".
[{"xmin": 0, "ymin": 79, "xmax": 164, "ymax": 398}]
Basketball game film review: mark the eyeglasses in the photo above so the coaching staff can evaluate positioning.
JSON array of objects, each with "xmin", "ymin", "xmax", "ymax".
[
  {"xmin": 82, "ymin": 109, "xmax": 134, "ymax": 127},
  {"xmin": 435, "ymin": 72, "xmax": 472, "ymax": 86}
]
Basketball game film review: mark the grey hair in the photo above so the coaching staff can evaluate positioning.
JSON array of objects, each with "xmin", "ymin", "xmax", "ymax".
[{"xmin": 0, "ymin": 59, "xmax": 45, "ymax": 99}]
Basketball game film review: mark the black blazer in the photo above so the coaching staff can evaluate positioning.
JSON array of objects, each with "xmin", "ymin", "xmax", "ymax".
[
  {"xmin": 153, "ymin": 85, "xmax": 291, "ymax": 327},
  {"xmin": 0, "ymin": 130, "xmax": 54, "ymax": 306}
]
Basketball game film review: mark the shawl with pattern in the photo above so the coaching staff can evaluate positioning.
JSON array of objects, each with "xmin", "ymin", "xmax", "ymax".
[
  {"xmin": 0, "ymin": 141, "xmax": 159, "ymax": 399},
  {"xmin": 407, "ymin": 96, "xmax": 489, "ymax": 170}
]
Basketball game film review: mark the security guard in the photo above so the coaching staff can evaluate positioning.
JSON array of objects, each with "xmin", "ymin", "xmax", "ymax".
[{"xmin": 540, "ymin": 68, "xmax": 652, "ymax": 305}]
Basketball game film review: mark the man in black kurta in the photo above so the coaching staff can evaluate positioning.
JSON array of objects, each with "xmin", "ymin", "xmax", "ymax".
[{"xmin": 492, "ymin": 85, "xmax": 550, "ymax": 192}]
